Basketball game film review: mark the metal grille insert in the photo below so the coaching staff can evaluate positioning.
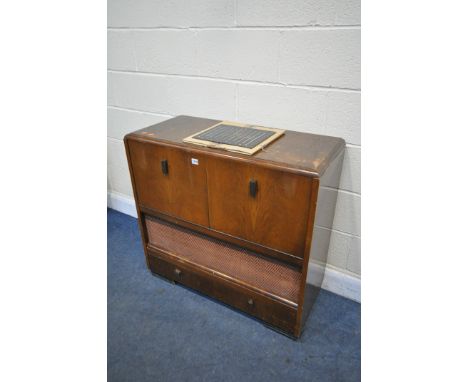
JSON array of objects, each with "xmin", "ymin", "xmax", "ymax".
[
  {"xmin": 193, "ymin": 124, "xmax": 276, "ymax": 149},
  {"xmin": 145, "ymin": 216, "xmax": 301, "ymax": 303}
]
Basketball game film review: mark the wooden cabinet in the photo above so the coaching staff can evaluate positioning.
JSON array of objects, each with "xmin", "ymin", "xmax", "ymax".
[{"xmin": 125, "ymin": 115, "xmax": 345, "ymax": 338}]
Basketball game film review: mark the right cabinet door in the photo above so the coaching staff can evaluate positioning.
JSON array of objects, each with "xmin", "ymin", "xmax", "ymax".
[{"xmin": 206, "ymin": 157, "xmax": 313, "ymax": 257}]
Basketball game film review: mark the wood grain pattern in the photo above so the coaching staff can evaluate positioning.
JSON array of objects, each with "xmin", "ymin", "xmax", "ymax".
[
  {"xmin": 124, "ymin": 136, "xmax": 152, "ymax": 270},
  {"xmin": 127, "ymin": 139, "xmax": 210, "ymax": 227},
  {"xmin": 124, "ymin": 115, "xmax": 345, "ymax": 338},
  {"xmin": 295, "ymin": 177, "xmax": 320, "ymax": 335},
  {"xmin": 147, "ymin": 249, "xmax": 297, "ymax": 335},
  {"xmin": 127, "ymin": 115, "xmax": 345, "ymax": 177},
  {"xmin": 206, "ymin": 156, "xmax": 312, "ymax": 257}
]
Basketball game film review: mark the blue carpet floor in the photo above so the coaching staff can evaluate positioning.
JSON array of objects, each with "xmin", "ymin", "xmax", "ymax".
[{"xmin": 108, "ymin": 208, "xmax": 360, "ymax": 382}]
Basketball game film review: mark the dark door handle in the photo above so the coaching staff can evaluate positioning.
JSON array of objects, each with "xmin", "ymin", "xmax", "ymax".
[
  {"xmin": 161, "ymin": 160, "xmax": 169, "ymax": 175},
  {"xmin": 249, "ymin": 179, "xmax": 258, "ymax": 198}
]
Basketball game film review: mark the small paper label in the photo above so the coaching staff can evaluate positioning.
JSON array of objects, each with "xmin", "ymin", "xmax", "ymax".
[{"xmin": 191, "ymin": 158, "xmax": 199, "ymax": 165}]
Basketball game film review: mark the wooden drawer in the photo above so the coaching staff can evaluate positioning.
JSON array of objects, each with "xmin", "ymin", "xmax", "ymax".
[
  {"xmin": 126, "ymin": 140, "xmax": 209, "ymax": 226},
  {"xmin": 206, "ymin": 157, "xmax": 313, "ymax": 257},
  {"xmin": 147, "ymin": 249, "xmax": 298, "ymax": 336}
]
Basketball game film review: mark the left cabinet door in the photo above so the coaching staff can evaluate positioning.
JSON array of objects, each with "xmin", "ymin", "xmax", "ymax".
[{"xmin": 127, "ymin": 139, "xmax": 210, "ymax": 227}]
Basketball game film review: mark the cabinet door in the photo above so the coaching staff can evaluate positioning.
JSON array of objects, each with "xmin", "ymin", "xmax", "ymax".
[
  {"xmin": 127, "ymin": 140, "xmax": 209, "ymax": 227},
  {"xmin": 206, "ymin": 158, "xmax": 313, "ymax": 257}
]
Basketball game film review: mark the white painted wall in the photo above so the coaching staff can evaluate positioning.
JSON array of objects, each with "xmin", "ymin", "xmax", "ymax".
[{"xmin": 107, "ymin": 0, "xmax": 361, "ymax": 285}]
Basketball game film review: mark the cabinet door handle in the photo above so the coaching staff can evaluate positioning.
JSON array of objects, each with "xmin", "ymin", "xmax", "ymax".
[
  {"xmin": 161, "ymin": 159, "xmax": 169, "ymax": 175},
  {"xmin": 249, "ymin": 179, "xmax": 258, "ymax": 198}
]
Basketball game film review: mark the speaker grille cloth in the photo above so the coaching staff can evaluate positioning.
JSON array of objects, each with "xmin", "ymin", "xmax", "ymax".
[{"xmin": 145, "ymin": 216, "xmax": 301, "ymax": 303}]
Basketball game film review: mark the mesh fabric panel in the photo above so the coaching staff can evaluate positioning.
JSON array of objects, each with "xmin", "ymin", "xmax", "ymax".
[{"xmin": 146, "ymin": 216, "xmax": 301, "ymax": 303}]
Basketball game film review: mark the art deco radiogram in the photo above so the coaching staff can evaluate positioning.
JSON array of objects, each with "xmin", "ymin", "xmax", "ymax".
[{"xmin": 124, "ymin": 115, "xmax": 344, "ymax": 338}]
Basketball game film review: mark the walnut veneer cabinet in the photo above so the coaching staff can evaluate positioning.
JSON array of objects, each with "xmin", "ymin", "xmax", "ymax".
[{"xmin": 125, "ymin": 115, "xmax": 345, "ymax": 338}]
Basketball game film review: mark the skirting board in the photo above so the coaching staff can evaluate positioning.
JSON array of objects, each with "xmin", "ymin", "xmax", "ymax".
[
  {"xmin": 107, "ymin": 191, "xmax": 137, "ymax": 218},
  {"xmin": 107, "ymin": 191, "xmax": 361, "ymax": 303},
  {"xmin": 307, "ymin": 262, "xmax": 361, "ymax": 303}
]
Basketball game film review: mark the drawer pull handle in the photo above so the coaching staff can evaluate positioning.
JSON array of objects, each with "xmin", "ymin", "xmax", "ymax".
[
  {"xmin": 161, "ymin": 159, "xmax": 169, "ymax": 175},
  {"xmin": 248, "ymin": 298, "xmax": 254, "ymax": 306},
  {"xmin": 249, "ymin": 179, "xmax": 258, "ymax": 198},
  {"xmin": 174, "ymin": 268, "xmax": 182, "ymax": 277}
]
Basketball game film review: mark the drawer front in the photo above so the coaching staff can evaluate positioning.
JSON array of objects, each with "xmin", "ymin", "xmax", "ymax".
[
  {"xmin": 127, "ymin": 140, "xmax": 209, "ymax": 226},
  {"xmin": 206, "ymin": 157, "xmax": 313, "ymax": 257},
  {"xmin": 147, "ymin": 250, "xmax": 297, "ymax": 335}
]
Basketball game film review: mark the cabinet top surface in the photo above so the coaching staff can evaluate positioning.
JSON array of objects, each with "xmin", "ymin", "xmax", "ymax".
[{"xmin": 126, "ymin": 115, "xmax": 345, "ymax": 177}]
